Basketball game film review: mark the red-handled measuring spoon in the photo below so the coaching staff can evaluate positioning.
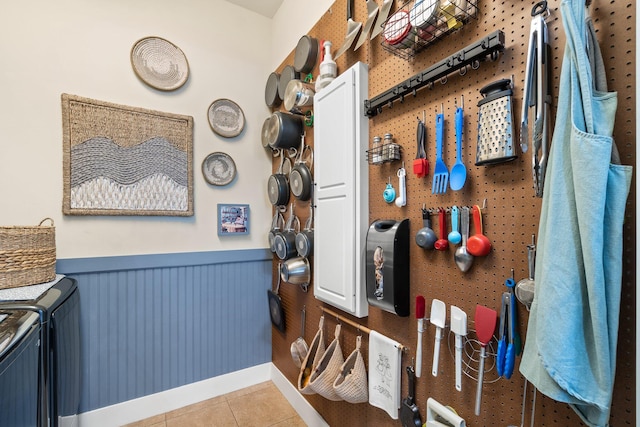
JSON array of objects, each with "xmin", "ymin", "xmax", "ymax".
[{"xmin": 434, "ymin": 208, "xmax": 449, "ymax": 251}]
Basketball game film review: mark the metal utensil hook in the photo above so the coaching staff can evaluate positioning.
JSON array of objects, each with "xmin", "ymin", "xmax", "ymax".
[{"xmin": 531, "ymin": 1, "xmax": 548, "ymax": 17}]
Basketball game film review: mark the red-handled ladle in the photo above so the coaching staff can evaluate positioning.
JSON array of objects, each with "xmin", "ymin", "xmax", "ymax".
[
  {"xmin": 434, "ymin": 208, "xmax": 449, "ymax": 251},
  {"xmin": 467, "ymin": 205, "xmax": 491, "ymax": 256}
]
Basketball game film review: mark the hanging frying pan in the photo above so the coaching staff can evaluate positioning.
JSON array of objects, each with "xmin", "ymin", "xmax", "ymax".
[
  {"xmin": 268, "ymin": 263, "xmax": 286, "ymax": 333},
  {"xmin": 265, "ymin": 72, "xmax": 282, "ymax": 108},
  {"xmin": 268, "ymin": 152, "xmax": 291, "ymax": 206},
  {"xmin": 290, "ymin": 140, "xmax": 314, "ymax": 201},
  {"xmin": 294, "ymin": 35, "xmax": 319, "ymax": 74},
  {"xmin": 268, "ymin": 209, "xmax": 285, "ymax": 253},
  {"xmin": 278, "ymin": 65, "xmax": 300, "ymax": 101},
  {"xmin": 295, "ymin": 203, "xmax": 314, "ymax": 258}
]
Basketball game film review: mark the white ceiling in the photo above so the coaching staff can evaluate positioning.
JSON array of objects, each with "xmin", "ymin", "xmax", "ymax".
[{"xmin": 225, "ymin": 0, "xmax": 284, "ymax": 18}]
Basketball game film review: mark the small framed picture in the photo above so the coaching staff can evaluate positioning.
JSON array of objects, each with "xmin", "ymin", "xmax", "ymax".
[{"xmin": 218, "ymin": 204, "xmax": 250, "ymax": 235}]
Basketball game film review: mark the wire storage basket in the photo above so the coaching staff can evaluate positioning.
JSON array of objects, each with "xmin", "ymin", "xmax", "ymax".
[
  {"xmin": 0, "ymin": 218, "xmax": 56, "ymax": 289},
  {"xmin": 381, "ymin": 0, "xmax": 479, "ymax": 60}
]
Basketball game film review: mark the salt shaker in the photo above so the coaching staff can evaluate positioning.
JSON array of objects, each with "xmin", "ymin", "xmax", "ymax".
[{"xmin": 372, "ymin": 136, "xmax": 382, "ymax": 164}]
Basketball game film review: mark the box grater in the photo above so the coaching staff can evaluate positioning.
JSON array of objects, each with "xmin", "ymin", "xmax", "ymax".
[{"xmin": 475, "ymin": 78, "xmax": 517, "ymax": 165}]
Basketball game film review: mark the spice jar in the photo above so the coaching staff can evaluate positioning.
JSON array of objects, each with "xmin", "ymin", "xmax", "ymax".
[
  {"xmin": 384, "ymin": 133, "xmax": 400, "ymax": 161},
  {"xmin": 372, "ymin": 136, "xmax": 382, "ymax": 164}
]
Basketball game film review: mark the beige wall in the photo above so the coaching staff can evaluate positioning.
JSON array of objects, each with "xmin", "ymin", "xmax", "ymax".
[{"xmin": 0, "ymin": 0, "xmax": 328, "ymax": 259}]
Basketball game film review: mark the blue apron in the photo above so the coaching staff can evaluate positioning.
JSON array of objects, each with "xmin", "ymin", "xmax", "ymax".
[{"xmin": 519, "ymin": 1, "xmax": 633, "ymax": 426}]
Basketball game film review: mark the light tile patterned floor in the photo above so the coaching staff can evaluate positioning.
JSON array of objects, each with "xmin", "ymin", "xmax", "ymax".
[{"xmin": 122, "ymin": 381, "xmax": 307, "ymax": 427}]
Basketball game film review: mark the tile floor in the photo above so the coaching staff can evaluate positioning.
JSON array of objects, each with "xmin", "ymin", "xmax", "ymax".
[{"xmin": 122, "ymin": 381, "xmax": 306, "ymax": 427}]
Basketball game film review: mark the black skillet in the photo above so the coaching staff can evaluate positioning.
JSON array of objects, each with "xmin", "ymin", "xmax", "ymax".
[
  {"xmin": 267, "ymin": 263, "xmax": 286, "ymax": 333},
  {"xmin": 401, "ymin": 365, "xmax": 422, "ymax": 427}
]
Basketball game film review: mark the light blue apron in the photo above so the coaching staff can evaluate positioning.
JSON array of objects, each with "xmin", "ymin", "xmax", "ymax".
[{"xmin": 519, "ymin": 1, "xmax": 633, "ymax": 426}]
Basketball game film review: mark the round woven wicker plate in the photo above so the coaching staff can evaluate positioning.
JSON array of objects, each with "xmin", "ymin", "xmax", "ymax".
[
  {"xmin": 208, "ymin": 99, "xmax": 245, "ymax": 138},
  {"xmin": 202, "ymin": 152, "xmax": 237, "ymax": 186},
  {"xmin": 130, "ymin": 36, "xmax": 189, "ymax": 91}
]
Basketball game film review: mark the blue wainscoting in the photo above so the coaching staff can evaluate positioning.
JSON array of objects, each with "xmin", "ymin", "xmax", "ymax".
[{"xmin": 57, "ymin": 249, "xmax": 272, "ymax": 414}]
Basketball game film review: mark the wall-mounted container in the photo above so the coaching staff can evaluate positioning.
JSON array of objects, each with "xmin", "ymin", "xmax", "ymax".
[{"xmin": 366, "ymin": 219, "xmax": 410, "ymax": 316}]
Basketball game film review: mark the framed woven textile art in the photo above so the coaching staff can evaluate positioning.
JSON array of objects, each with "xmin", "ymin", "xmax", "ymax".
[{"xmin": 62, "ymin": 94, "xmax": 194, "ymax": 216}]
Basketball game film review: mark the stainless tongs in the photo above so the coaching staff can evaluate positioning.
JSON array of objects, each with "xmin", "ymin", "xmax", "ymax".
[{"xmin": 520, "ymin": 1, "xmax": 551, "ymax": 198}]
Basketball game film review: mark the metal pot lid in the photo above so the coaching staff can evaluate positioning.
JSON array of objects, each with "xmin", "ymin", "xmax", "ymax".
[
  {"xmin": 265, "ymin": 72, "xmax": 281, "ymax": 108},
  {"xmin": 294, "ymin": 35, "xmax": 319, "ymax": 74},
  {"xmin": 283, "ymin": 80, "xmax": 302, "ymax": 113},
  {"xmin": 261, "ymin": 117, "xmax": 272, "ymax": 148},
  {"xmin": 278, "ymin": 65, "xmax": 300, "ymax": 100}
]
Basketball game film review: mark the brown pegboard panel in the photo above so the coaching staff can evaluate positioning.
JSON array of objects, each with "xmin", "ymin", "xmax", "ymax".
[{"xmin": 269, "ymin": 0, "xmax": 635, "ymax": 426}]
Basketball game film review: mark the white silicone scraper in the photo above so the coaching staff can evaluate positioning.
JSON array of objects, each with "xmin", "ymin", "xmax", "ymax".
[
  {"xmin": 450, "ymin": 305, "xmax": 468, "ymax": 391},
  {"xmin": 430, "ymin": 299, "xmax": 446, "ymax": 376}
]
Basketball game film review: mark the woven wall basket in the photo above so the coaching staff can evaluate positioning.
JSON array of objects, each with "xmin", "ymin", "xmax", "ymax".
[
  {"xmin": 0, "ymin": 218, "xmax": 56, "ymax": 289},
  {"xmin": 308, "ymin": 324, "xmax": 345, "ymax": 401},
  {"xmin": 333, "ymin": 335, "xmax": 368, "ymax": 403}
]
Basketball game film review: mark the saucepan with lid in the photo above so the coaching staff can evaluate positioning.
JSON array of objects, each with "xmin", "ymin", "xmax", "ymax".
[
  {"xmin": 274, "ymin": 204, "xmax": 300, "ymax": 260},
  {"xmin": 266, "ymin": 111, "xmax": 305, "ymax": 151},
  {"xmin": 267, "ymin": 151, "xmax": 291, "ymax": 206}
]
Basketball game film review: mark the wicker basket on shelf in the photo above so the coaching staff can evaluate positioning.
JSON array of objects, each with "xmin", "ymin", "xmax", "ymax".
[{"xmin": 0, "ymin": 218, "xmax": 56, "ymax": 289}]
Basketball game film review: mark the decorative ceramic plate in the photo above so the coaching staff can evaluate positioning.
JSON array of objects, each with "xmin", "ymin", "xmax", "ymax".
[
  {"xmin": 130, "ymin": 36, "xmax": 189, "ymax": 91},
  {"xmin": 202, "ymin": 152, "xmax": 237, "ymax": 186},
  {"xmin": 208, "ymin": 99, "xmax": 245, "ymax": 138}
]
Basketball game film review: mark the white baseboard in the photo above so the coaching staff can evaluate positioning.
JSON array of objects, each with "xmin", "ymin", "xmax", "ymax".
[
  {"xmin": 270, "ymin": 365, "xmax": 329, "ymax": 427},
  {"xmin": 78, "ymin": 363, "xmax": 328, "ymax": 427},
  {"xmin": 79, "ymin": 363, "xmax": 272, "ymax": 427}
]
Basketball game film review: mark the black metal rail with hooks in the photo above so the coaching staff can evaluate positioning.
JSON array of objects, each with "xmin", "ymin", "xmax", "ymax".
[{"xmin": 364, "ymin": 30, "xmax": 506, "ymax": 118}]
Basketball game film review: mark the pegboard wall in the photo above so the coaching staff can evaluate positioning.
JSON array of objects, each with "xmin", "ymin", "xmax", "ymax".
[{"xmin": 269, "ymin": 0, "xmax": 635, "ymax": 426}]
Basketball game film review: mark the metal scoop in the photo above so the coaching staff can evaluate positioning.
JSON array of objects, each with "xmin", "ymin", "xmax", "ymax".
[{"xmin": 515, "ymin": 235, "xmax": 536, "ymax": 310}]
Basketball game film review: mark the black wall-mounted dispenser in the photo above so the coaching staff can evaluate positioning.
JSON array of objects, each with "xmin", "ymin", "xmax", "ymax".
[{"xmin": 366, "ymin": 219, "xmax": 410, "ymax": 316}]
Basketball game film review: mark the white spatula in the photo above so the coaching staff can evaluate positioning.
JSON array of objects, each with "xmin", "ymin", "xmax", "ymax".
[
  {"xmin": 450, "ymin": 305, "xmax": 468, "ymax": 391},
  {"xmin": 430, "ymin": 299, "xmax": 446, "ymax": 376}
]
